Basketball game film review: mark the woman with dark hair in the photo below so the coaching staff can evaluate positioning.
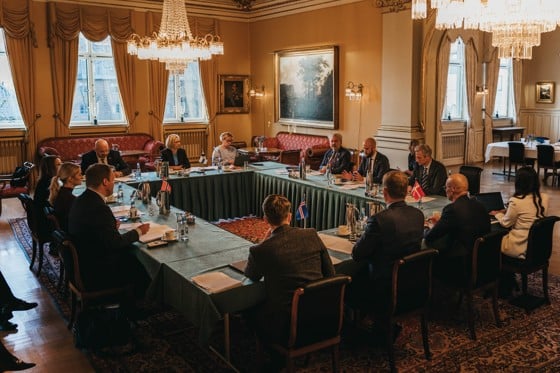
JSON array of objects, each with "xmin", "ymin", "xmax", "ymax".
[
  {"xmin": 490, "ymin": 166, "xmax": 549, "ymax": 259},
  {"xmin": 34, "ymin": 154, "xmax": 62, "ymax": 209}
]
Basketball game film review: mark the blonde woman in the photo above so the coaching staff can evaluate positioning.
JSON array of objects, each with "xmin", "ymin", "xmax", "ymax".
[
  {"xmin": 49, "ymin": 162, "xmax": 82, "ymax": 232},
  {"xmin": 211, "ymin": 131, "xmax": 238, "ymax": 166},
  {"xmin": 161, "ymin": 133, "xmax": 190, "ymax": 169}
]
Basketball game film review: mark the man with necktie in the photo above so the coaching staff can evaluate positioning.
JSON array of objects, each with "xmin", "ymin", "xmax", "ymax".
[
  {"xmin": 408, "ymin": 144, "xmax": 447, "ymax": 196},
  {"xmin": 342, "ymin": 137, "xmax": 390, "ymax": 183},
  {"xmin": 319, "ymin": 133, "xmax": 352, "ymax": 174},
  {"xmin": 80, "ymin": 138, "xmax": 131, "ymax": 177}
]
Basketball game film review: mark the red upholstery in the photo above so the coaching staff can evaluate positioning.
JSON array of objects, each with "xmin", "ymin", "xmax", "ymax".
[
  {"xmin": 0, "ymin": 177, "xmax": 30, "ymax": 216},
  {"xmin": 36, "ymin": 134, "xmax": 164, "ymax": 171},
  {"xmin": 256, "ymin": 131, "xmax": 329, "ymax": 169}
]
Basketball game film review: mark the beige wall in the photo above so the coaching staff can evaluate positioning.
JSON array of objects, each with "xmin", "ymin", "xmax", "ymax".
[{"xmin": 248, "ymin": 1, "xmax": 383, "ymax": 151}]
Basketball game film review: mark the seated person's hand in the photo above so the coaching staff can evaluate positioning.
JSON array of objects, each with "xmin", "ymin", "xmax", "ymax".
[
  {"xmin": 319, "ymin": 166, "xmax": 327, "ymax": 174},
  {"xmin": 341, "ymin": 170, "xmax": 353, "ymax": 181},
  {"xmin": 489, "ymin": 209, "xmax": 505, "ymax": 216}
]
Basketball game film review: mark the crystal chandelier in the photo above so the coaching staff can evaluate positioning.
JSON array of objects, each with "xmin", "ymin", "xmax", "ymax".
[
  {"xmin": 411, "ymin": 0, "xmax": 560, "ymax": 59},
  {"xmin": 127, "ymin": 0, "xmax": 224, "ymax": 74}
]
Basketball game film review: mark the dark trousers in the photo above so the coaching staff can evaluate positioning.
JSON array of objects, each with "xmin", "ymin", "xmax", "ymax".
[{"xmin": 0, "ymin": 272, "xmax": 16, "ymax": 323}]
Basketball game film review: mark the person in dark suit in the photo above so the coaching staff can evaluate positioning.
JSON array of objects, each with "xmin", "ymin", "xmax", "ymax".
[
  {"xmin": 160, "ymin": 134, "xmax": 191, "ymax": 169},
  {"xmin": 244, "ymin": 194, "xmax": 335, "ymax": 343},
  {"xmin": 0, "ymin": 271, "xmax": 38, "ymax": 332},
  {"xmin": 68, "ymin": 164, "xmax": 150, "ymax": 295},
  {"xmin": 80, "ymin": 139, "xmax": 131, "ymax": 177},
  {"xmin": 49, "ymin": 162, "xmax": 82, "ymax": 232},
  {"xmin": 342, "ymin": 137, "xmax": 390, "ymax": 184},
  {"xmin": 408, "ymin": 144, "xmax": 447, "ymax": 196},
  {"xmin": 349, "ymin": 170, "xmax": 425, "ymax": 314},
  {"xmin": 319, "ymin": 133, "xmax": 352, "ymax": 174},
  {"xmin": 406, "ymin": 139, "xmax": 420, "ymax": 176}
]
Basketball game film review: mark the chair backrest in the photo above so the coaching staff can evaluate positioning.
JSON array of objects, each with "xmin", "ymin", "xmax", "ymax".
[
  {"xmin": 536, "ymin": 145, "xmax": 555, "ymax": 168},
  {"xmin": 508, "ymin": 142, "xmax": 526, "ymax": 163},
  {"xmin": 52, "ymin": 230, "xmax": 85, "ymax": 292},
  {"xmin": 288, "ymin": 275, "xmax": 351, "ymax": 348},
  {"xmin": 470, "ymin": 230, "xmax": 507, "ymax": 289},
  {"xmin": 17, "ymin": 193, "xmax": 38, "ymax": 235},
  {"xmin": 459, "ymin": 165, "xmax": 483, "ymax": 195},
  {"xmin": 525, "ymin": 216, "xmax": 560, "ymax": 265},
  {"xmin": 391, "ymin": 249, "xmax": 438, "ymax": 316},
  {"xmin": 44, "ymin": 206, "xmax": 61, "ymax": 233}
]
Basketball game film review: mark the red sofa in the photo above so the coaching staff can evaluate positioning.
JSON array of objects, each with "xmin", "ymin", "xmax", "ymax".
[
  {"xmin": 255, "ymin": 131, "xmax": 330, "ymax": 169},
  {"xmin": 36, "ymin": 133, "xmax": 164, "ymax": 171}
]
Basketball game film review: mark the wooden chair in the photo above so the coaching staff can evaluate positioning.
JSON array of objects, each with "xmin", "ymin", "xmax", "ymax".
[
  {"xmin": 52, "ymin": 231, "xmax": 132, "ymax": 330},
  {"xmin": 384, "ymin": 248, "xmax": 438, "ymax": 372},
  {"xmin": 255, "ymin": 275, "xmax": 351, "ymax": 373},
  {"xmin": 507, "ymin": 142, "xmax": 534, "ymax": 181},
  {"xmin": 17, "ymin": 193, "xmax": 52, "ymax": 274},
  {"xmin": 536, "ymin": 145, "xmax": 560, "ymax": 186},
  {"xmin": 44, "ymin": 206, "xmax": 67, "ymax": 292},
  {"xmin": 459, "ymin": 165, "xmax": 483, "ymax": 195},
  {"xmin": 452, "ymin": 230, "xmax": 507, "ymax": 340},
  {"xmin": 502, "ymin": 216, "xmax": 560, "ymax": 313}
]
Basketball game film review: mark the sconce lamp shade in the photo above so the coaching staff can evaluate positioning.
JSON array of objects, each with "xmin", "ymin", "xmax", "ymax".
[{"xmin": 345, "ymin": 81, "xmax": 363, "ymax": 101}]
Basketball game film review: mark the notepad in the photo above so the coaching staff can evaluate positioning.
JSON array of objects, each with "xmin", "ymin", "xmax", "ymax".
[
  {"xmin": 329, "ymin": 255, "xmax": 341, "ymax": 265},
  {"xmin": 192, "ymin": 272, "xmax": 242, "ymax": 293}
]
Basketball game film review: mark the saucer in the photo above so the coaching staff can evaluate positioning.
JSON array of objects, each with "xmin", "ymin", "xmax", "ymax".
[{"xmin": 336, "ymin": 230, "xmax": 350, "ymax": 237}]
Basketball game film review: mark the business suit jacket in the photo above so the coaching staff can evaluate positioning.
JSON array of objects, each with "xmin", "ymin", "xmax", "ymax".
[
  {"xmin": 408, "ymin": 159, "xmax": 447, "ymax": 196},
  {"xmin": 68, "ymin": 188, "xmax": 140, "ymax": 291},
  {"xmin": 357, "ymin": 151, "xmax": 390, "ymax": 184},
  {"xmin": 353, "ymin": 200, "xmax": 425, "ymax": 281},
  {"xmin": 53, "ymin": 186, "xmax": 75, "ymax": 232},
  {"xmin": 319, "ymin": 147, "xmax": 352, "ymax": 174},
  {"xmin": 160, "ymin": 148, "xmax": 191, "ymax": 168},
  {"xmin": 80, "ymin": 149, "xmax": 131, "ymax": 176},
  {"xmin": 424, "ymin": 195, "xmax": 491, "ymax": 257}
]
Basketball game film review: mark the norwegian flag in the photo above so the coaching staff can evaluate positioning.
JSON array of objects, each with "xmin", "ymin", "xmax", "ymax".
[
  {"xmin": 161, "ymin": 179, "xmax": 172, "ymax": 192},
  {"xmin": 295, "ymin": 196, "xmax": 308, "ymax": 221},
  {"xmin": 411, "ymin": 180, "xmax": 425, "ymax": 201}
]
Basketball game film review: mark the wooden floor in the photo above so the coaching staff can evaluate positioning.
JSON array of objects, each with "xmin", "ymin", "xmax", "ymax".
[{"xmin": 0, "ymin": 160, "xmax": 558, "ymax": 371}]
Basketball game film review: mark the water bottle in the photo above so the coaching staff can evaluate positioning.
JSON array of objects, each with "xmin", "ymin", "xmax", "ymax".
[
  {"xmin": 299, "ymin": 158, "xmax": 306, "ymax": 180},
  {"xmin": 217, "ymin": 157, "xmax": 223, "ymax": 173},
  {"xmin": 116, "ymin": 183, "xmax": 124, "ymax": 204},
  {"xmin": 365, "ymin": 169, "xmax": 372, "ymax": 197},
  {"xmin": 135, "ymin": 162, "xmax": 142, "ymax": 180}
]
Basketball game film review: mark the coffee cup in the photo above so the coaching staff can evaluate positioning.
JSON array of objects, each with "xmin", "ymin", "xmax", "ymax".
[{"xmin": 164, "ymin": 230, "xmax": 177, "ymax": 241}]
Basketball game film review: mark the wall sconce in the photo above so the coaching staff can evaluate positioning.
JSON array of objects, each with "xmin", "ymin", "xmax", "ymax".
[
  {"xmin": 249, "ymin": 85, "xmax": 265, "ymax": 98},
  {"xmin": 345, "ymin": 81, "xmax": 363, "ymax": 101},
  {"xmin": 476, "ymin": 85, "xmax": 488, "ymax": 95}
]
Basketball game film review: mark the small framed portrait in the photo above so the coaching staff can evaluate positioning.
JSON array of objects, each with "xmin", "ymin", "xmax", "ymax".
[
  {"xmin": 219, "ymin": 75, "xmax": 250, "ymax": 114},
  {"xmin": 536, "ymin": 81, "xmax": 555, "ymax": 104}
]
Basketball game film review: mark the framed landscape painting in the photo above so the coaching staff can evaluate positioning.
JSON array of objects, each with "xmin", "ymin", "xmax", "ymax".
[
  {"xmin": 536, "ymin": 81, "xmax": 555, "ymax": 104},
  {"xmin": 274, "ymin": 46, "xmax": 339, "ymax": 129}
]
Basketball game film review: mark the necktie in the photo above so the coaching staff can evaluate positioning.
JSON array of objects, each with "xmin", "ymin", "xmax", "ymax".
[{"xmin": 421, "ymin": 166, "xmax": 429, "ymax": 192}]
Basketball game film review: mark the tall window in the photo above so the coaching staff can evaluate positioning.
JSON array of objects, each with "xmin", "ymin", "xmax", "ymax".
[
  {"xmin": 164, "ymin": 61, "xmax": 208, "ymax": 123},
  {"xmin": 443, "ymin": 38, "xmax": 467, "ymax": 121},
  {"xmin": 493, "ymin": 58, "xmax": 514, "ymax": 118},
  {"xmin": 0, "ymin": 29, "xmax": 24, "ymax": 128},
  {"xmin": 71, "ymin": 33, "xmax": 124, "ymax": 126}
]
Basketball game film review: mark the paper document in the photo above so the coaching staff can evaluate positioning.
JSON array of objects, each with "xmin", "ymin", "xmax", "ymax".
[
  {"xmin": 118, "ymin": 222, "xmax": 174, "ymax": 243},
  {"xmin": 115, "ymin": 176, "xmax": 136, "ymax": 182},
  {"xmin": 192, "ymin": 272, "xmax": 242, "ymax": 293},
  {"xmin": 318, "ymin": 233, "xmax": 353, "ymax": 254},
  {"xmin": 405, "ymin": 195, "xmax": 435, "ymax": 204},
  {"xmin": 329, "ymin": 255, "xmax": 342, "ymax": 265},
  {"xmin": 340, "ymin": 183, "xmax": 363, "ymax": 190}
]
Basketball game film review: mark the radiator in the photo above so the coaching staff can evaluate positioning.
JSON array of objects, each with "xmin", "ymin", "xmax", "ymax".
[
  {"xmin": 0, "ymin": 137, "xmax": 24, "ymax": 174},
  {"xmin": 441, "ymin": 133, "xmax": 465, "ymax": 160},
  {"xmin": 164, "ymin": 128, "xmax": 208, "ymax": 160}
]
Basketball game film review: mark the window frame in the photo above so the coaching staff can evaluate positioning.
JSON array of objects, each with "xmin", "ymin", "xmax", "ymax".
[
  {"xmin": 443, "ymin": 38, "xmax": 467, "ymax": 122},
  {"xmin": 493, "ymin": 58, "xmax": 514, "ymax": 119}
]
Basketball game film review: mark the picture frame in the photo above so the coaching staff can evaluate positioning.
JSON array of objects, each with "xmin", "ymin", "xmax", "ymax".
[
  {"xmin": 219, "ymin": 75, "xmax": 250, "ymax": 114},
  {"xmin": 275, "ymin": 46, "xmax": 339, "ymax": 129},
  {"xmin": 536, "ymin": 81, "xmax": 555, "ymax": 104}
]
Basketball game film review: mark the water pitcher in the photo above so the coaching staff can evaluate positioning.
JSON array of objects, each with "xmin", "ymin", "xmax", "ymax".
[
  {"xmin": 345, "ymin": 203, "xmax": 359, "ymax": 240},
  {"xmin": 159, "ymin": 161, "xmax": 169, "ymax": 179},
  {"xmin": 156, "ymin": 190, "xmax": 171, "ymax": 215}
]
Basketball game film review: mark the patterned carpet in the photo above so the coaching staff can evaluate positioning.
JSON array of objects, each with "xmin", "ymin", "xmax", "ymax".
[{"xmin": 10, "ymin": 217, "xmax": 560, "ymax": 372}]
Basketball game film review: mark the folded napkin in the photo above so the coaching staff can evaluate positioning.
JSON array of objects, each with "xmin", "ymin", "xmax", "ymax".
[
  {"xmin": 329, "ymin": 255, "xmax": 342, "ymax": 265},
  {"xmin": 192, "ymin": 272, "xmax": 242, "ymax": 293}
]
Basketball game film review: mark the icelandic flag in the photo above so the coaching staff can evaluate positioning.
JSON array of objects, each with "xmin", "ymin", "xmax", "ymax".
[
  {"xmin": 295, "ymin": 196, "xmax": 309, "ymax": 221},
  {"xmin": 161, "ymin": 179, "xmax": 172, "ymax": 192},
  {"xmin": 411, "ymin": 180, "xmax": 425, "ymax": 201}
]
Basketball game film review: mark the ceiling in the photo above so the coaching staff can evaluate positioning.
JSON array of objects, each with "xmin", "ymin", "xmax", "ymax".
[{"xmin": 51, "ymin": 0, "xmax": 367, "ymax": 22}]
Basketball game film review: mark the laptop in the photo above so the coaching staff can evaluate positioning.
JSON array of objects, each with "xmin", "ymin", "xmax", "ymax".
[
  {"xmin": 473, "ymin": 192, "xmax": 506, "ymax": 221},
  {"xmin": 234, "ymin": 153, "xmax": 250, "ymax": 167}
]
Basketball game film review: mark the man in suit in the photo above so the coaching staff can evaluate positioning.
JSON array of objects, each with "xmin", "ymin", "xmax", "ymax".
[
  {"xmin": 349, "ymin": 171, "xmax": 425, "ymax": 316},
  {"xmin": 80, "ymin": 139, "xmax": 131, "ymax": 177},
  {"xmin": 408, "ymin": 143, "xmax": 447, "ymax": 196},
  {"xmin": 68, "ymin": 164, "xmax": 150, "ymax": 295},
  {"xmin": 342, "ymin": 137, "xmax": 390, "ymax": 184},
  {"xmin": 319, "ymin": 133, "xmax": 353, "ymax": 174},
  {"xmin": 244, "ymin": 194, "xmax": 335, "ymax": 343},
  {"xmin": 424, "ymin": 173, "xmax": 491, "ymax": 281}
]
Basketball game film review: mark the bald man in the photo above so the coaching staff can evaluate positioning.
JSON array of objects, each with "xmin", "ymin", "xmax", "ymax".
[
  {"xmin": 424, "ymin": 173, "xmax": 490, "ymax": 281},
  {"xmin": 342, "ymin": 137, "xmax": 390, "ymax": 184},
  {"xmin": 80, "ymin": 139, "xmax": 131, "ymax": 177}
]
